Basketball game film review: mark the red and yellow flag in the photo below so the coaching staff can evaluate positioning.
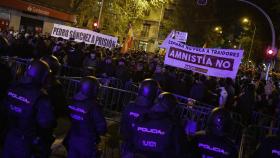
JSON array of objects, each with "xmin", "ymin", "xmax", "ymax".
[{"xmin": 121, "ymin": 24, "xmax": 133, "ymax": 54}]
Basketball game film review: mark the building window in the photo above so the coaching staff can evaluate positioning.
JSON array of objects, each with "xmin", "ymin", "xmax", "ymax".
[
  {"xmin": 141, "ymin": 23, "xmax": 151, "ymax": 37},
  {"xmin": 144, "ymin": 9, "xmax": 150, "ymax": 16},
  {"xmin": 139, "ymin": 41, "xmax": 148, "ymax": 51}
]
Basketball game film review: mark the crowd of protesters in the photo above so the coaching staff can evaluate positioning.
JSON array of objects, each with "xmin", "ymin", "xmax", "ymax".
[
  {"xmin": 1, "ymin": 29, "xmax": 280, "ymax": 120},
  {"xmin": 1, "ymin": 28, "xmax": 280, "ymax": 157}
]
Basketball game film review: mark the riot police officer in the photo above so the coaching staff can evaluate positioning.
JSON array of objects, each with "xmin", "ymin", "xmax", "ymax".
[
  {"xmin": 41, "ymin": 55, "xmax": 66, "ymax": 117},
  {"xmin": 41, "ymin": 55, "xmax": 65, "ymax": 157},
  {"xmin": 66, "ymin": 76, "xmax": 107, "ymax": 158},
  {"xmin": 120, "ymin": 79, "xmax": 160, "ymax": 154},
  {"xmin": 190, "ymin": 107, "xmax": 238, "ymax": 158},
  {"xmin": 252, "ymin": 130, "xmax": 280, "ymax": 157},
  {"xmin": 2, "ymin": 60, "xmax": 56, "ymax": 158},
  {"xmin": 0, "ymin": 62, "xmax": 12, "ymax": 150},
  {"xmin": 129, "ymin": 92, "xmax": 186, "ymax": 158}
]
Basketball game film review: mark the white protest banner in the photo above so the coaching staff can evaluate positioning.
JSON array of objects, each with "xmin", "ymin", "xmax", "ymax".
[
  {"xmin": 51, "ymin": 24, "xmax": 118, "ymax": 49},
  {"xmin": 164, "ymin": 39, "xmax": 243, "ymax": 79},
  {"xmin": 160, "ymin": 30, "xmax": 174, "ymax": 49},
  {"xmin": 174, "ymin": 31, "xmax": 188, "ymax": 43},
  {"xmin": 160, "ymin": 30, "xmax": 188, "ymax": 48}
]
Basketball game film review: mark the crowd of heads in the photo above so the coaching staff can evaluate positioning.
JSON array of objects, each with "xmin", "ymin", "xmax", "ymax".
[
  {"xmin": 1, "ymin": 29, "xmax": 280, "ymax": 120},
  {"xmin": 1, "ymin": 28, "xmax": 280, "ymax": 157}
]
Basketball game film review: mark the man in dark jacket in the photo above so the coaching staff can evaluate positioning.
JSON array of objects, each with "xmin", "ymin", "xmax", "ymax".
[{"xmin": 0, "ymin": 62, "xmax": 12, "ymax": 148}]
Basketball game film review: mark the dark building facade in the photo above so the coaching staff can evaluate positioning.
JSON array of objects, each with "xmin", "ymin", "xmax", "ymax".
[{"xmin": 0, "ymin": 0, "xmax": 75, "ymax": 33}]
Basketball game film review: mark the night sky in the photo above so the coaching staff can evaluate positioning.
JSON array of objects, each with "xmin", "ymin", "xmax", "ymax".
[{"xmin": 215, "ymin": 0, "xmax": 280, "ymax": 45}]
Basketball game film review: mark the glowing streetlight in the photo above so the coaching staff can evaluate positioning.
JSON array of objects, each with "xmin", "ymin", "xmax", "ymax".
[
  {"xmin": 214, "ymin": 26, "xmax": 221, "ymax": 32},
  {"xmin": 242, "ymin": 18, "xmax": 249, "ymax": 24},
  {"xmin": 214, "ymin": 26, "xmax": 222, "ymax": 34}
]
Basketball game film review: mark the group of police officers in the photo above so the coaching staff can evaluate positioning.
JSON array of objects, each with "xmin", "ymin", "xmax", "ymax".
[{"xmin": 0, "ymin": 56, "xmax": 280, "ymax": 158}]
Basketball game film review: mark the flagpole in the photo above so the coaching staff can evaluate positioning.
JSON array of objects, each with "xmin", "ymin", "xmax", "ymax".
[
  {"xmin": 156, "ymin": 3, "xmax": 164, "ymax": 47},
  {"xmin": 98, "ymin": 0, "xmax": 104, "ymax": 28}
]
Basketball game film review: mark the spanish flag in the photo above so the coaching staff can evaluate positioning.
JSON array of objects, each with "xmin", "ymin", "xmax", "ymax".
[{"xmin": 121, "ymin": 24, "xmax": 133, "ymax": 54}]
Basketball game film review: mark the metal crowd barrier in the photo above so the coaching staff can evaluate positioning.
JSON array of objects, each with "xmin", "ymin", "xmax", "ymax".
[
  {"xmin": 3, "ymin": 56, "xmax": 280, "ymax": 158},
  {"xmin": 57, "ymin": 76, "xmax": 137, "ymax": 118},
  {"xmin": 0, "ymin": 56, "xmax": 31, "ymax": 79},
  {"xmin": 238, "ymin": 125, "xmax": 280, "ymax": 158},
  {"xmin": 60, "ymin": 65, "xmax": 85, "ymax": 77},
  {"xmin": 124, "ymin": 81, "xmax": 139, "ymax": 92},
  {"xmin": 252, "ymin": 111, "xmax": 277, "ymax": 126}
]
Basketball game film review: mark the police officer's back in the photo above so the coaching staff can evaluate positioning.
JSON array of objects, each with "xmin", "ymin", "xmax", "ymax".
[
  {"xmin": 190, "ymin": 107, "xmax": 238, "ymax": 158},
  {"xmin": 66, "ymin": 76, "xmax": 107, "ymax": 158},
  {"xmin": 120, "ymin": 79, "xmax": 160, "ymax": 144},
  {"xmin": 0, "ymin": 63, "xmax": 12, "ymax": 143},
  {"xmin": 253, "ymin": 133, "xmax": 280, "ymax": 157},
  {"xmin": 41, "ymin": 55, "xmax": 67, "ymax": 117},
  {"xmin": 130, "ymin": 92, "xmax": 185, "ymax": 158},
  {"xmin": 2, "ymin": 60, "xmax": 55, "ymax": 158}
]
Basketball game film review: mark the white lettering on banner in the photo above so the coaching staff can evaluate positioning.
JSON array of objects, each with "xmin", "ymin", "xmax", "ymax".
[
  {"xmin": 51, "ymin": 24, "xmax": 118, "ymax": 49},
  {"xmin": 163, "ymin": 38, "xmax": 243, "ymax": 79},
  {"xmin": 174, "ymin": 31, "xmax": 188, "ymax": 43},
  {"xmin": 160, "ymin": 30, "xmax": 188, "ymax": 48}
]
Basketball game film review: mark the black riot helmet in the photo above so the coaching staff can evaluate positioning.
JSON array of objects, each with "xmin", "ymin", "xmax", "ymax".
[
  {"xmin": 206, "ymin": 107, "xmax": 232, "ymax": 136},
  {"xmin": 152, "ymin": 92, "xmax": 178, "ymax": 113},
  {"xmin": 41, "ymin": 55, "xmax": 61, "ymax": 75},
  {"xmin": 138, "ymin": 78, "xmax": 160, "ymax": 101},
  {"xmin": 79, "ymin": 76, "xmax": 100, "ymax": 98},
  {"xmin": 25, "ymin": 60, "xmax": 51, "ymax": 86}
]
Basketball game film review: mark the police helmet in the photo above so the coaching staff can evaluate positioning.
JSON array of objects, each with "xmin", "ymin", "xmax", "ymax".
[
  {"xmin": 26, "ymin": 60, "xmax": 51, "ymax": 85},
  {"xmin": 79, "ymin": 76, "xmax": 100, "ymax": 98},
  {"xmin": 206, "ymin": 107, "xmax": 231, "ymax": 136},
  {"xmin": 41, "ymin": 55, "xmax": 61, "ymax": 75},
  {"xmin": 138, "ymin": 78, "xmax": 160, "ymax": 101},
  {"xmin": 152, "ymin": 92, "xmax": 178, "ymax": 113}
]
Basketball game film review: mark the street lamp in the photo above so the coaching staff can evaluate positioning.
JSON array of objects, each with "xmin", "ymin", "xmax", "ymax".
[
  {"xmin": 237, "ymin": 0, "xmax": 276, "ymax": 80},
  {"xmin": 241, "ymin": 17, "xmax": 256, "ymax": 62},
  {"xmin": 242, "ymin": 18, "xmax": 249, "ymax": 24},
  {"xmin": 214, "ymin": 26, "xmax": 222, "ymax": 34}
]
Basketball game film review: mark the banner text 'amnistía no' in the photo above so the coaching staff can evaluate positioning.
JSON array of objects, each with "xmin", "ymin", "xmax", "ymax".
[
  {"xmin": 51, "ymin": 24, "xmax": 118, "ymax": 49},
  {"xmin": 164, "ymin": 39, "xmax": 243, "ymax": 79}
]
